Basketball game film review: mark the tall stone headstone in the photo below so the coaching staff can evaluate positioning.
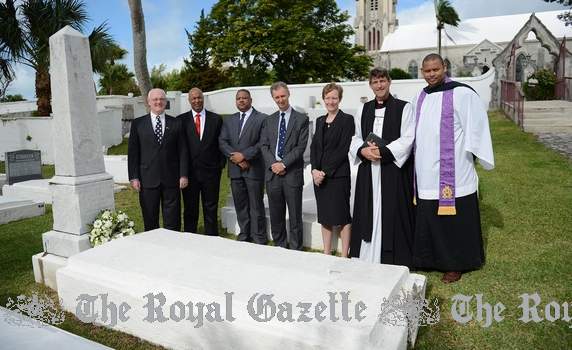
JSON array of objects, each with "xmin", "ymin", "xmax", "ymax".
[{"xmin": 32, "ymin": 26, "xmax": 115, "ymax": 290}]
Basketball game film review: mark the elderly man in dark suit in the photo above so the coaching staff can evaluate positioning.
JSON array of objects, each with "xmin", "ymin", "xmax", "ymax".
[
  {"xmin": 179, "ymin": 87, "xmax": 225, "ymax": 235},
  {"xmin": 128, "ymin": 88, "xmax": 188, "ymax": 231},
  {"xmin": 261, "ymin": 82, "xmax": 309, "ymax": 250},
  {"xmin": 219, "ymin": 89, "xmax": 268, "ymax": 244}
]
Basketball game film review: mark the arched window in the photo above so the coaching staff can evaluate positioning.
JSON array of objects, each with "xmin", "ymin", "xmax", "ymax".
[
  {"xmin": 516, "ymin": 54, "xmax": 526, "ymax": 82},
  {"xmin": 408, "ymin": 61, "xmax": 418, "ymax": 78},
  {"xmin": 368, "ymin": 31, "xmax": 372, "ymax": 51},
  {"xmin": 377, "ymin": 30, "xmax": 381, "ymax": 50}
]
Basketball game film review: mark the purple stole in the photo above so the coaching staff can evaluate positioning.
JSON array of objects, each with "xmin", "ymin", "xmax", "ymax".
[{"xmin": 415, "ymin": 80, "xmax": 457, "ymax": 215}]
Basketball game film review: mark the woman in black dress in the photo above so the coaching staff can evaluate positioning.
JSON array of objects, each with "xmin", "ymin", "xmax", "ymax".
[{"xmin": 310, "ymin": 83, "xmax": 355, "ymax": 257}]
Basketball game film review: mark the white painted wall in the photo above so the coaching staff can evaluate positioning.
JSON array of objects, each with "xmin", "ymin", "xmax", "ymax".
[
  {"xmin": 0, "ymin": 109, "xmax": 122, "ymax": 164},
  {"xmin": 1, "ymin": 72, "xmax": 494, "ymax": 164},
  {"xmin": 0, "ymin": 100, "xmax": 38, "ymax": 114},
  {"xmin": 177, "ymin": 69, "xmax": 495, "ymax": 116}
]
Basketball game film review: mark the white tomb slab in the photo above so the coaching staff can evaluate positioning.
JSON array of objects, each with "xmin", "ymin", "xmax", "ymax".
[
  {"xmin": 57, "ymin": 229, "xmax": 426, "ymax": 350},
  {"xmin": 0, "ymin": 173, "xmax": 6, "ymax": 192},
  {"xmin": 0, "ymin": 307, "xmax": 112, "ymax": 350},
  {"xmin": 104, "ymin": 155, "xmax": 129, "ymax": 183},
  {"xmin": 2, "ymin": 179, "xmax": 125, "ymax": 204},
  {"xmin": 0, "ymin": 196, "xmax": 45, "ymax": 224}
]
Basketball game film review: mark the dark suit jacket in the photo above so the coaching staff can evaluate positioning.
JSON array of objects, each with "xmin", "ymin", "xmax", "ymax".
[
  {"xmin": 127, "ymin": 114, "xmax": 188, "ymax": 188},
  {"xmin": 219, "ymin": 108, "xmax": 267, "ymax": 180},
  {"xmin": 310, "ymin": 110, "xmax": 355, "ymax": 178},
  {"xmin": 260, "ymin": 108, "xmax": 309, "ymax": 187},
  {"xmin": 178, "ymin": 109, "xmax": 225, "ymax": 181}
]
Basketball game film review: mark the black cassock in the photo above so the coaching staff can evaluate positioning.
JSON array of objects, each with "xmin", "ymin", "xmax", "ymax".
[{"xmin": 349, "ymin": 95, "xmax": 415, "ymax": 267}]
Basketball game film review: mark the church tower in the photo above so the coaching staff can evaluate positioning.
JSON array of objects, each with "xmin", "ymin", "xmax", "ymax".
[{"xmin": 354, "ymin": 0, "xmax": 398, "ymax": 53}]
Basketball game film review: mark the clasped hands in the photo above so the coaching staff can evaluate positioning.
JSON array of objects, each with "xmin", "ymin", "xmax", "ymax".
[
  {"xmin": 312, "ymin": 169, "xmax": 326, "ymax": 186},
  {"xmin": 360, "ymin": 141, "xmax": 381, "ymax": 162},
  {"xmin": 230, "ymin": 152, "xmax": 250, "ymax": 170},
  {"xmin": 271, "ymin": 161, "xmax": 286, "ymax": 176}
]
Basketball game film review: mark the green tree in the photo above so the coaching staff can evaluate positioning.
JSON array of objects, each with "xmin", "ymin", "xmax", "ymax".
[
  {"xmin": 543, "ymin": 0, "xmax": 572, "ymax": 25},
  {"xmin": 98, "ymin": 63, "xmax": 138, "ymax": 95},
  {"xmin": 201, "ymin": 0, "xmax": 371, "ymax": 85},
  {"xmin": 0, "ymin": 0, "xmax": 123, "ymax": 115},
  {"xmin": 0, "ymin": 94, "xmax": 26, "ymax": 102},
  {"xmin": 181, "ymin": 9, "xmax": 230, "ymax": 91},
  {"xmin": 435, "ymin": 0, "xmax": 460, "ymax": 56},
  {"xmin": 150, "ymin": 64, "xmax": 187, "ymax": 92},
  {"xmin": 0, "ymin": 0, "xmax": 21, "ymax": 87},
  {"xmin": 389, "ymin": 68, "xmax": 412, "ymax": 80}
]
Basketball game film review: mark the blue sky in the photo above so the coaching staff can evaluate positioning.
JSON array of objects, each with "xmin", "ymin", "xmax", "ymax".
[{"xmin": 6, "ymin": 0, "xmax": 568, "ymax": 99}]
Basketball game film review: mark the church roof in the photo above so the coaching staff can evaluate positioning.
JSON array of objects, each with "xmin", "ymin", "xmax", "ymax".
[{"xmin": 380, "ymin": 11, "xmax": 572, "ymax": 52}]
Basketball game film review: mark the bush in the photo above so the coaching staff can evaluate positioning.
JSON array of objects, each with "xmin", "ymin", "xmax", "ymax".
[
  {"xmin": 389, "ymin": 68, "xmax": 412, "ymax": 80},
  {"xmin": 0, "ymin": 94, "xmax": 26, "ymax": 102},
  {"xmin": 523, "ymin": 69, "xmax": 556, "ymax": 101}
]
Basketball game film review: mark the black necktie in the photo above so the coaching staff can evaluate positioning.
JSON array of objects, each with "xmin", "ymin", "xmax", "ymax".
[{"xmin": 154, "ymin": 116, "xmax": 163, "ymax": 144}]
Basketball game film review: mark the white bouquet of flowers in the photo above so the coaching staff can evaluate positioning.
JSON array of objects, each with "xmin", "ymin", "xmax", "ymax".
[{"xmin": 89, "ymin": 209, "xmax": 136, "ymax": 247}]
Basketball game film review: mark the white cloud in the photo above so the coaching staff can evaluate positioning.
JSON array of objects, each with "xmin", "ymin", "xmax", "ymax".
[
  {"xmin": 5, "ymin": 65, "xmax": 36, "ymax": 100},
  {"xmin": 398, "ymin": 1, "xmax": 435, "ymax": 25},
  {"xmin": 397, "ymin": 0, "xmax": 568, "ymax": 25},
  {"xmin": 144, "ymin": 0, "xmax": 191, "ymax": 71}
]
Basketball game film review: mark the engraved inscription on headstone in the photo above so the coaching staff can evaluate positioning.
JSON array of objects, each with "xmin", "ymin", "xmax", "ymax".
[{"xmin": 5, "ymin": 150, "xmax": 42, "ymax": 185}]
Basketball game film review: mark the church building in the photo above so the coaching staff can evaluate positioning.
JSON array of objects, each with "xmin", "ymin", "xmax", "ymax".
[{"xmin": 354, "ymin": 1, "xmax": 572, "ymax": 80}]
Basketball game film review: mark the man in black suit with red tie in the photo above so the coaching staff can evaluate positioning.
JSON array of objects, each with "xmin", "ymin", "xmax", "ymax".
[
  {"xmin": 179, "ymin": 87, "xmax": 225, "ymax": 235},
  {"xmin": 128, "ymin": 88, "xmax": 188, "ymax": 231}
]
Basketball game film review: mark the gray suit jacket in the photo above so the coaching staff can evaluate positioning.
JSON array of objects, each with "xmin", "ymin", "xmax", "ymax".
[
  {"xmin": 219, "ymin": 108, "xmax": 267, "ymax": 180},
  {"xmin": 260, "ymin": 108, "xmax": 309, "ymax": 186}
]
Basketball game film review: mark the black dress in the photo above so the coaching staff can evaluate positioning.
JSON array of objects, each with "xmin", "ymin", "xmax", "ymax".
[{"xmin": 310, "ymin": 110, "xmax": 355, "ymax": 226}]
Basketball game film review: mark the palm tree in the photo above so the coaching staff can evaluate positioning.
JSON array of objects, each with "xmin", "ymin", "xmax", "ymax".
[
  {"xmin": 435, "ymin": 0, "xmax": 460, "ymax": 56},
  {"xmin": 98, "ymin": 64, "xmax": 135, "ymax": 95},
  {"xmin": 0, "ymin": 0, "xmax": 124, "ymax": 115},
  {"xmin": 127, "ymin": 0, "xmax": 152, "ymax": 101}
]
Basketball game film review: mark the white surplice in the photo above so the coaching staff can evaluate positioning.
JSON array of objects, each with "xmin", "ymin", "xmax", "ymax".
[
  {"xmin": 412, "ymin": 86, "xmax": 495, "ymax": 200},
  {"xmin": 349, "ymin": 102, "xmax": 415, "ymax": 263}
]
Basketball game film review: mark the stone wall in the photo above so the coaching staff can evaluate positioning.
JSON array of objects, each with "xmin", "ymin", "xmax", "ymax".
[
  {"xmin": 0, "ymin": 108, "xmax": 122, "ymax": 163},
  {"xmin": 177, "ymin": 71, "xmax": 495, "ymax": 116}
]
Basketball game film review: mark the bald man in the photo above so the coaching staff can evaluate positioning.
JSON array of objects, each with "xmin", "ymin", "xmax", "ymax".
[
  {"xmin": 178, "ymin": 88, "xmax": 225, "ymax": 235},
  {"xmin": 128, "ymin": 88, "xmax": 189, "ymax": 231}
]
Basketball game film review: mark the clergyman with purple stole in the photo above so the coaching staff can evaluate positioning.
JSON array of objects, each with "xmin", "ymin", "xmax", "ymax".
[{"xmin": 412, "ymin": 53, "xmax": 495, "ymax": 284}]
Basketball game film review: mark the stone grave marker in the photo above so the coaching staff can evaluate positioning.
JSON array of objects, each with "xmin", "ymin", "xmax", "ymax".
[{"xmin": 5, "ymin": 150, "xmax": 42, "ymax": 185}]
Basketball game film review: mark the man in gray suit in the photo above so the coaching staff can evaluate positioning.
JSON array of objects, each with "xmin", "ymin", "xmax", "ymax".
[
  {"xmin": 261, "ymin": 82, "xmax": 309, "ymax": 250},
  {"xmin": 219, "ymin": 89, "xmax": 268, "ymax": 244}
]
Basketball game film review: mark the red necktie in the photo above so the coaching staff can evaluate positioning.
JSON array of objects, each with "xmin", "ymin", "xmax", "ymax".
[{"xmin": 195, "ymin": 113, "xmax": 201, "ymax": 137}]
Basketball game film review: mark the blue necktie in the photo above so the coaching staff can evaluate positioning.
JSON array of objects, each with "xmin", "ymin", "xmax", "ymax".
[
  {"xmin": 154, "ymin": 116, "xmax": 163, "ymax": 144},
  {"xmin": 277, "ymin": 112, "xmax": 286, "ymax": 159}
]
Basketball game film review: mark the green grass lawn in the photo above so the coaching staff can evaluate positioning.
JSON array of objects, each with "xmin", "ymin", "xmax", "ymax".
[
  {"xmin": 107, "ymin": 138, "xmax": 129, "ymax": 155},
  {"xmin": 0, "ymin": 111, "xmax": 570, "ymax": 349}
]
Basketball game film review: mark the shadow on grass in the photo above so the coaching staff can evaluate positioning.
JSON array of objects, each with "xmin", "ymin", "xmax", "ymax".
[{"xmin": 479, "ymin": 202, "xmax": 504, "ymax": 253}]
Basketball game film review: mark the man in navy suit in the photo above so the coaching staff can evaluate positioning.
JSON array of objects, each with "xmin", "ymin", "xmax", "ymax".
[
  {"xmin": 219, "ymin": 89, "xmax": 268, "ymax": 244},
  {"xmin": 128, "ymin": 88, "xmax": 188, "ymax": 231},
  {"xmin": 179, "ymin": 88, "xmax": 225, "ymax": 235},
  {"xmin": 261, "ymin": 82, "xmax": 309, "ymax": 250}
]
